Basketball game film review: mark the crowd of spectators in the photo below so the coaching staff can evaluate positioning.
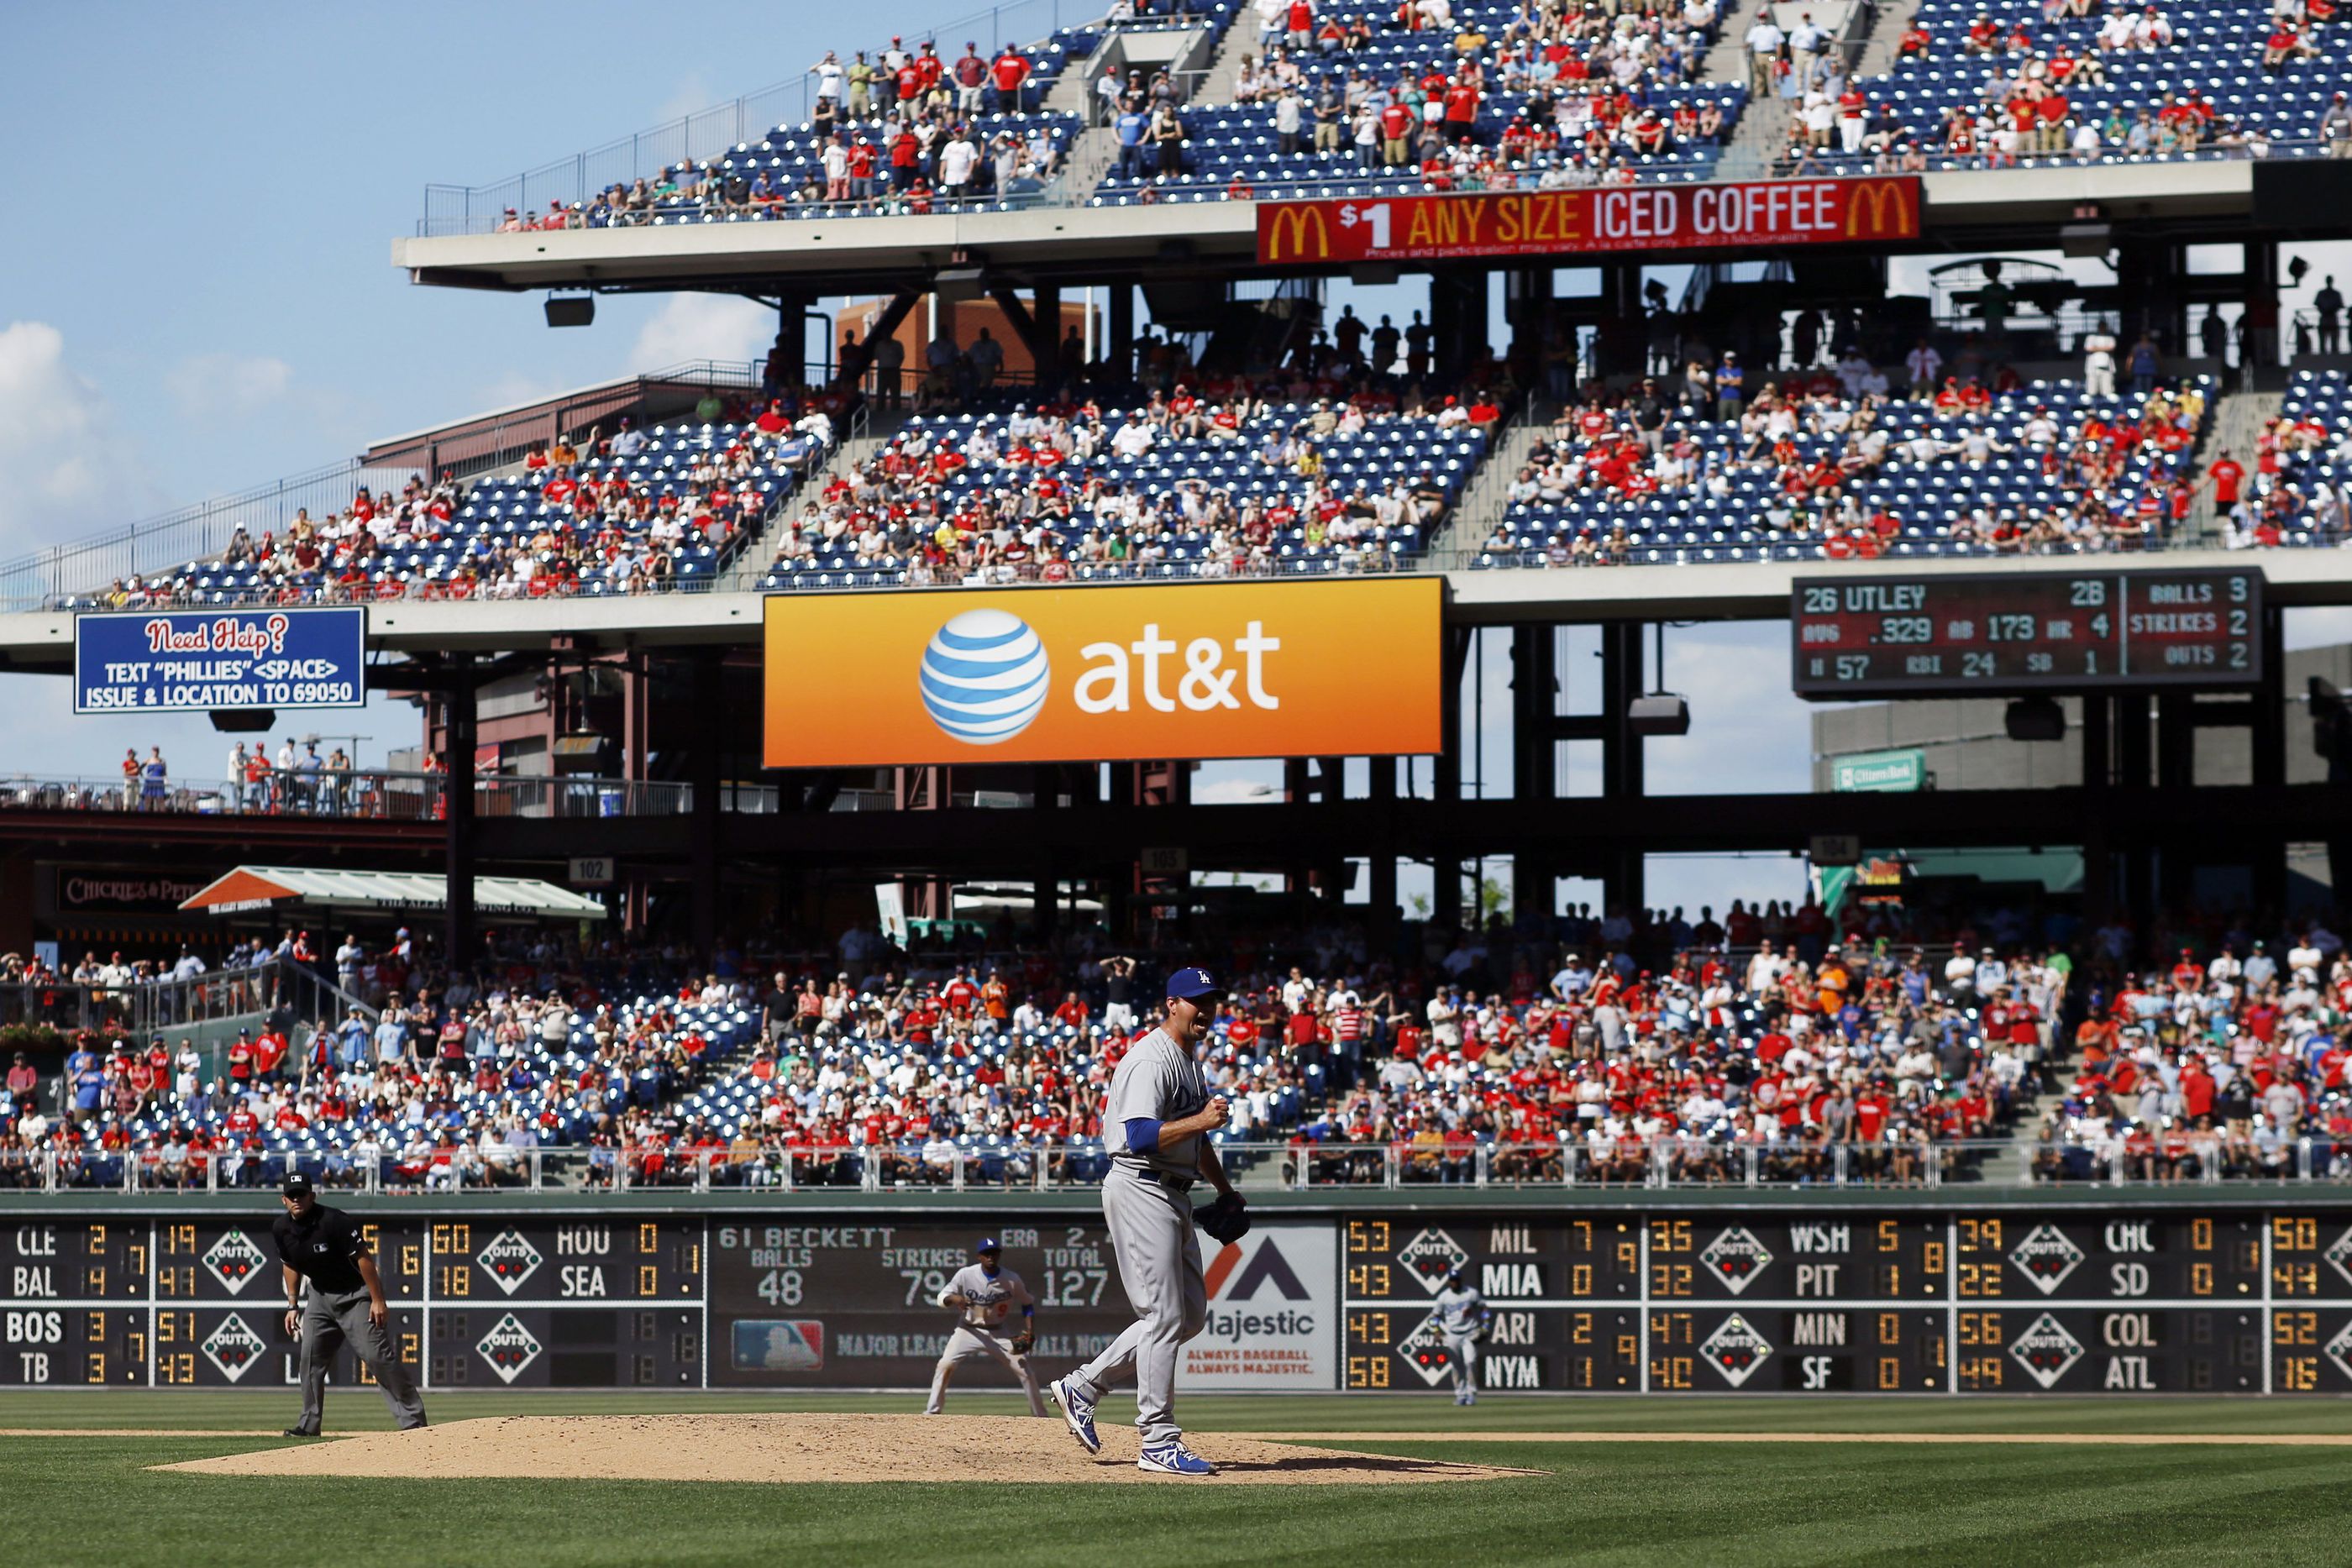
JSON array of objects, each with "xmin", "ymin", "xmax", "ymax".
[
  {"xmin": 0, "ymin": 892, "xmax": 2110, "ymax": 1192},
  {"xmin": 2221, "ymin": 368, "xmax": 2352, "ymax": 548},
  {"xmin": 76, "ymin": 392, "xmax": 834, "ymax": 609},
  {"xmin": 764, "ymin": 368, "xmax": 1498, "ymax": 586},
  {"xmin": 1764, "ymin": 0, "xmax": 2352, "ymax": 178},
  {"xmin": 1477, "ymin": 357, "xmax": 2208, "ymax": 565},
  {"xmin": 1108, "ymin": 0, "xmax": 1739, "ymax": 199},
  {"xmin": 2038, "ymin": 918, "xmax": 2352, "ymax": 1179}
]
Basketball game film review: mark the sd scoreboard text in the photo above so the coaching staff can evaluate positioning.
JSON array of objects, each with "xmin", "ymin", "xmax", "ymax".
[
  {"xmin": 1790, "ymin": 569, "xmax": 2263, "ymax": 698},
  {"xmin": 14, "ymin": 1208, "xmax": 2352, "ymax": 1392}
]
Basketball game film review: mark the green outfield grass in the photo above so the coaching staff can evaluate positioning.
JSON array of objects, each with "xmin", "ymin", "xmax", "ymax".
[{"xmin": 10, "ymin": 1395, "xmax": 2352, "ymax": 1567}]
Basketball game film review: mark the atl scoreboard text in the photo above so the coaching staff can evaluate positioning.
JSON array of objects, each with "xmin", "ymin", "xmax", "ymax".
[{"xmin": 13, "ymin": 1209, "xmax": 2352, "ymax": 1392}]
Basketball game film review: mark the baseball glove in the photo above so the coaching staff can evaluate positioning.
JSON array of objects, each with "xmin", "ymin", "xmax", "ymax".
[
  {"xmin": 1195, "ymin": 1192, "xmax": 1252, "ymax": 1245},
  {"xmin": 1011, "ymin": 1329, "xmax": 1035, "ymax": 1356}
]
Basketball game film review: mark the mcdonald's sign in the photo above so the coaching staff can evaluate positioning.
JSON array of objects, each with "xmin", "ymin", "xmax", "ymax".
[{"xmin": 1255, "ymin": 176, "xmax": 1922, "ymax": 265}]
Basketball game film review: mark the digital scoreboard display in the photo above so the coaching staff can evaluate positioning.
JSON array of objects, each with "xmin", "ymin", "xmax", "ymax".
[
  {"xmin": 1790, "ymin": 568, "xmax": 2264, "ymax": 698},
  {"xmin": 11, "ymin": 1205, "xmax": 2352, "ymax": 1393}
]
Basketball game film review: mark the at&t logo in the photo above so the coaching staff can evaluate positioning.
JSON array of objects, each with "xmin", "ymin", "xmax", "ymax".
[{"xmin": 919, "ymin": 609, "xmax": 1051, "ymax": 745}]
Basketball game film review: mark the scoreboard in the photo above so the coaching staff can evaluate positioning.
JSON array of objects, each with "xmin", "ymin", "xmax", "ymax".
[
  {"xmin": 1789, "ymin": 568, "xmax": 2263, "ymax": 698},
  {"xmin": 10, "ymin": 1205, "xmax": 2352, "ymax": 1392}
]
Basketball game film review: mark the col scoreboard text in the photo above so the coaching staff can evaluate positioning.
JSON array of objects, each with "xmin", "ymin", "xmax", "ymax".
[
  {"xmin": 1790, "ymin": 569, "xmax": 2262, "ymax": 699},
  {"xmin": 74, "ymin": 606, "xmax": 366, "ymax": 713}
]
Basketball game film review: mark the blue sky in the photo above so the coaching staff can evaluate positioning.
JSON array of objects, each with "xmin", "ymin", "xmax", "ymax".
[{"xmin": 4, "ymin": 2, "xmax": 2345, "ymax": 919}]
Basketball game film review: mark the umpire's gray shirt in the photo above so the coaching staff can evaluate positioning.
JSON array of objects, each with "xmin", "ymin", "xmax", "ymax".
[{"xmin": 1101, "ymin": 1025, "xmax": 1210, "ymax": 1180}]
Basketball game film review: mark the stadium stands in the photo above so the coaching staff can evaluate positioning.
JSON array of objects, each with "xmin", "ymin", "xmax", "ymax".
[
  {"xmin": 1787, "ymin": 0, "xmax": 2352, "ymax": 175},
  {"xmin": 2238, "ymin": 368, "xmax": 2352, "ymax": 547},
  {"xmin": 1092, "ymin": 0, "xmax": 1746, "ymax": 203},
  {"xmin": 759, "ymin": 386, "xmax": 1493, "ymax": 589},
  {"xmin": 1473, "ymin": 374, "xmax": 2212, "ymax": 567},
  {"xmin": 65, "ymin": 401, "xmax": 835, "ymax": 608}
]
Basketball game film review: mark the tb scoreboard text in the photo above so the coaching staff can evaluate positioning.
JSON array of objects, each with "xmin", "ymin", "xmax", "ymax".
[{"xmin": 14, "ymin": 1208, "xmax": 2352, "ymax": 1392}]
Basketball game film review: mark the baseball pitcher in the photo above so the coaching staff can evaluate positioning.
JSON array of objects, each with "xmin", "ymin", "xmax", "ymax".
[
  {"xmin": 1433, "ymin": 1266, "xmax": 1491, "ymax": 1406},
  {"xmin": 926, "ymin": 1235, "xmax": 1047, "ymax": 1416},
  {"xmin": 1048, "ymin": 966, "xmax": 1240, "ymax": 1477}
]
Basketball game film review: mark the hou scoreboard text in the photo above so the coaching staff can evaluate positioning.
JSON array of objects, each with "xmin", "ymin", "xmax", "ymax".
[{"xmin": 12, "ymin": 1208, "xmax": 2352, "ymax": 1392}]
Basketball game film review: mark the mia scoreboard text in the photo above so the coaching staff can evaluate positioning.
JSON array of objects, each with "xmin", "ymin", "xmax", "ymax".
[
  {"xmin": 13, "ymin": 1207, "xmax": 2352, "ymax": 1393},
  {"xmin": 1790, "ymin": 568, "xmax": 2264, "ymax": 698}
]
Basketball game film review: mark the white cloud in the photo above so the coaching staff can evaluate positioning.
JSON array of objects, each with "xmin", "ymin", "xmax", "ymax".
[
  {"xmin": 627, "ymin": 293, "xmax": 776, "ymax": 374},
  {"xmin": 164, "ymin": 352, "xmax": 294, "ymax": 420},
  {"xmin": 0, "ymin": 320, "xmax": 144, "ymax": 556}
]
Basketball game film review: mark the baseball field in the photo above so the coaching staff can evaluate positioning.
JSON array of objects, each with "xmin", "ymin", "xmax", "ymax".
[{"xmin": 12, "ymin": 1392, "xmax": 2352, "ymax": 1566}]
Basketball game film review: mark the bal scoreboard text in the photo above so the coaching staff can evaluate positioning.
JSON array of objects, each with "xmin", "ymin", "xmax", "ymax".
[
  {"xmin": 1790, "ymin": 569, "xmax": 2264, "ymax": 698},
  {"xmin": 12, "ymin": 1207, "xmax": 2352, "ymax": 1393}
]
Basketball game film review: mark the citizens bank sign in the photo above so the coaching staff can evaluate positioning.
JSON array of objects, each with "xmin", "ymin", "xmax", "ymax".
[{"xmin": 763, "ymin": 579, "xmax": 1442, "ymax": 768}]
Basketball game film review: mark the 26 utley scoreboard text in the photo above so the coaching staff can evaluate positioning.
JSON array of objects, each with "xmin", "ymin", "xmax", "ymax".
[{"xmin": 15, "ymin": 1207, "xmax": 2352, "ymax": 1393}]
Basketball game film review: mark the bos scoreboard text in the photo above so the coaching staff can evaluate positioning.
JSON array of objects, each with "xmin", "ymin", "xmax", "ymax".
[
  {"xmin": 1790, "ymin": 569, "xmax": 2264, "ymax": 698},
  {"xmin": 11, "ymin": 1205, "xmax": 2352, "ymax": 1393}
]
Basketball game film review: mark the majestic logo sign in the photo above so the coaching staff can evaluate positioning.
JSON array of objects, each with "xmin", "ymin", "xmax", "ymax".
[
  {"xmin": 1256, "ymin": 177, "xmax": 1923, "ymax": 265},
  {"xmin": 2008, "ymin": 1312, "xmax": 2086, "ymax": 1389},
  {"xmin": 202, "ymin": 1230, "xmax": 266, "ymax": 1293},
  {"xmin": 1183, "ymin": 1225, "xmax": 1336, "ymax": 1392},
  {"xmin": 764, "ymin": 580, "xmax": 1442, "ymax": 768},
  {"xmin": 1699, "ymin": 1314, "xmax": 1773, "ymax": 1387},
  {"xmin": 1700, "ymin": 1228, "xmax": 1773, "ymax": 1294},
  {"xmin": 2008, "ymin": 1225, "xmax": 2086, "ymax": 1295},
  {"xmin": 1205, "ymin": 1239, "xmax": 1310, "ymax": 1302},
  {"xmin": 201, "ymin": 1313, "xmax": 267, "ymax": 1382},
  {"xmin": 475, "ymin": 1230, "xmax": 545, "ymax": 1296},
  {"xmin": 475, "ymin": 1313, "xmax": 543, "ymax": 1384}
]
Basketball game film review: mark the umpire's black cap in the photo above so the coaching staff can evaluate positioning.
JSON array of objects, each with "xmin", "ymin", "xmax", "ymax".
[{"xmin": 281, "ymin": 1172, "xmax": 316, "ymax": 1198}]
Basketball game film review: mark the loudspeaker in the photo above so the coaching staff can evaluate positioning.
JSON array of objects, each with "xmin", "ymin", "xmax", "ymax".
[
  {"xmin": 2004, "ymin": 696, "xmax": 2066, "ymax": 742},
  {"xmin": 210, "ymin": 709, "xmax": 277, "ymax": 733},
  {"xmin": 544, "ymin": 296, "xmax": 595, "ymax": 328},
  {"xmin": 1628, "ymin": 694, "xmax": 1691, "ymax": 737}
]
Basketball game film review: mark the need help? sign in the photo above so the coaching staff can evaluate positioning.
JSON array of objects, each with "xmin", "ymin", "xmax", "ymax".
[{"xmin": 74, "ymin": 607, "xmax": 366, "ymax": 714}]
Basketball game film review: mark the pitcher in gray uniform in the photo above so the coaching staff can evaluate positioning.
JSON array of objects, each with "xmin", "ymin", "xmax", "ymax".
[
  {"xmin": 1431, "ymin": 1265, "xmax": 1491, "ymax": 1406},
  {"xmin": 1047, "ymin": 967, "xmax": 1239, "ymax": 1477},
  {"xmin": 926, "ymin": 1235, "xmax": 1047, "ymax": 1415}
]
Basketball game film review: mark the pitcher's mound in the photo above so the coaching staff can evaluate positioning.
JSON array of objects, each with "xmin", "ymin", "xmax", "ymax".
[{"xmin": 157, "ymin": 1413, "xmax": 1533, "ymax": 1486}]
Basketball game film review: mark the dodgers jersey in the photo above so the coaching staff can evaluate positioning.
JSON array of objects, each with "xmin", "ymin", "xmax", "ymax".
[
  {"xmin": 1434, "ymin": 1282, "xmax": 1487, "ymax": 1336},
  {"xmin": 942, "ymin": 1262, "xmax": 1034, "ymax": 1329},
  {"xmin": 1101, "ymin": 1025, "xmax": 1211, "ymax": 1180}
]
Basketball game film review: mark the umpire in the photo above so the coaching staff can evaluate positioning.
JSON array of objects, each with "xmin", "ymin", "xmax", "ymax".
[{"xmin": 273, "ymin": 1172, "xmax": 427, "ymax": 1436}]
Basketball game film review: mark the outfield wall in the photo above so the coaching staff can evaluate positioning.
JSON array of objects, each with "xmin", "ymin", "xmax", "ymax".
[{"xmin": 6, "ymin": 1194, "xmax": 2346, "ymax": 1396}]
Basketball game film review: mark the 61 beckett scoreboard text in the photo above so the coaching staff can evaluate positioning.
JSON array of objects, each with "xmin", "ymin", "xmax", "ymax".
[{"xmin": 1790, "ymin": 568, "xmax": 2264, "ymax": 699}]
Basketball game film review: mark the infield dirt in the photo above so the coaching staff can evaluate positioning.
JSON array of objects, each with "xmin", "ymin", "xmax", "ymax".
[{"xmin": 155, "ymin": 1413, "xmax": 1541, "ymax": 1486}]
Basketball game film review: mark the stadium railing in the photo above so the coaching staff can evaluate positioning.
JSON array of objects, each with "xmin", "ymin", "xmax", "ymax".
[
  {"xmin": 1781, "ymin": 137, "xmax": 2342, "ymax": 180},
  {"xmin": 0, "ymin": 769, "xmax": 696, "ymax": 820},
  {"xmin": 35, "ymin": 1136, "xmax": 2352, "ymax": 1196}
]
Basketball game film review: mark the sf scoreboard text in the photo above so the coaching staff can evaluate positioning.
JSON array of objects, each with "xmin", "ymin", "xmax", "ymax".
[
  {"xmin": 1790, "ymin": 569, "xmax": 2263, "ymax": 698},
  {"xmin": 13, "ymin": 1207, "xmax": 2352, "ymax": 1392}
]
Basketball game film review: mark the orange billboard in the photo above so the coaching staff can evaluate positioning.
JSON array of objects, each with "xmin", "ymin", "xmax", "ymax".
[{"xmin": 762, "ymin": 579, "xmax": 1445, "ymax": 768}]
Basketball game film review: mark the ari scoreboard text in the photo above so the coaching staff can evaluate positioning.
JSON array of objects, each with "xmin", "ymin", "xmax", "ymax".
[{"xmin": 1791, "ymin": 569, "xmax": 2263, "ymax": 698}]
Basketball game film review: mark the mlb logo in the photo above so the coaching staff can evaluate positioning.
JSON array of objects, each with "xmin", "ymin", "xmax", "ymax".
[{"xmin": 732, "ymin": 1319, "xmax": 826, "ymax": 1373}]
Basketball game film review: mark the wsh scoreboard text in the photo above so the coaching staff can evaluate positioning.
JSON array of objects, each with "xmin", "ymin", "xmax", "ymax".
[{"xmin": 9, "ymin": 1206, "xmax": 2352, "ymax": 1392}]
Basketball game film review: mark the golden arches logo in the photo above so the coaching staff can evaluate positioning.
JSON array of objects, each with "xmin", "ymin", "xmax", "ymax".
[
  {"xmin": 1261, "ymin": 202, "xmax": 1334, "ymax": 265},
  {"xmin": 1843, "ymin": 179, "xmax": 1917, "ymax": 241}
]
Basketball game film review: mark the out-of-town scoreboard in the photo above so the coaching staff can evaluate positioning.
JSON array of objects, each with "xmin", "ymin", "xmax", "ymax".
[
  {"xmin": 1790, "ymin": 568, "xmax": 2264, "ymax": 698},
  {"xmin": 10, "ymin": 1208, "xmax": 2352, "ymax": 1393}
]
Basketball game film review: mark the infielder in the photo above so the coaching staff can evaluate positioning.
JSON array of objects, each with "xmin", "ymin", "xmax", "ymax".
[
  {"xmin": 271, "ymin": 1172, "xmax": 426, "ymax": 1435},
  {"xmin": 927, "ymin": 1235, "xmax": 1047, "ymax": 1416},
  {"xmin": 1432, "ymin": 1265, "xmax": 1492, "ymax": 1406},
  {"xmin": 1049, "ymin": 967, "xmax": 1239, "ymax": 1477}
]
